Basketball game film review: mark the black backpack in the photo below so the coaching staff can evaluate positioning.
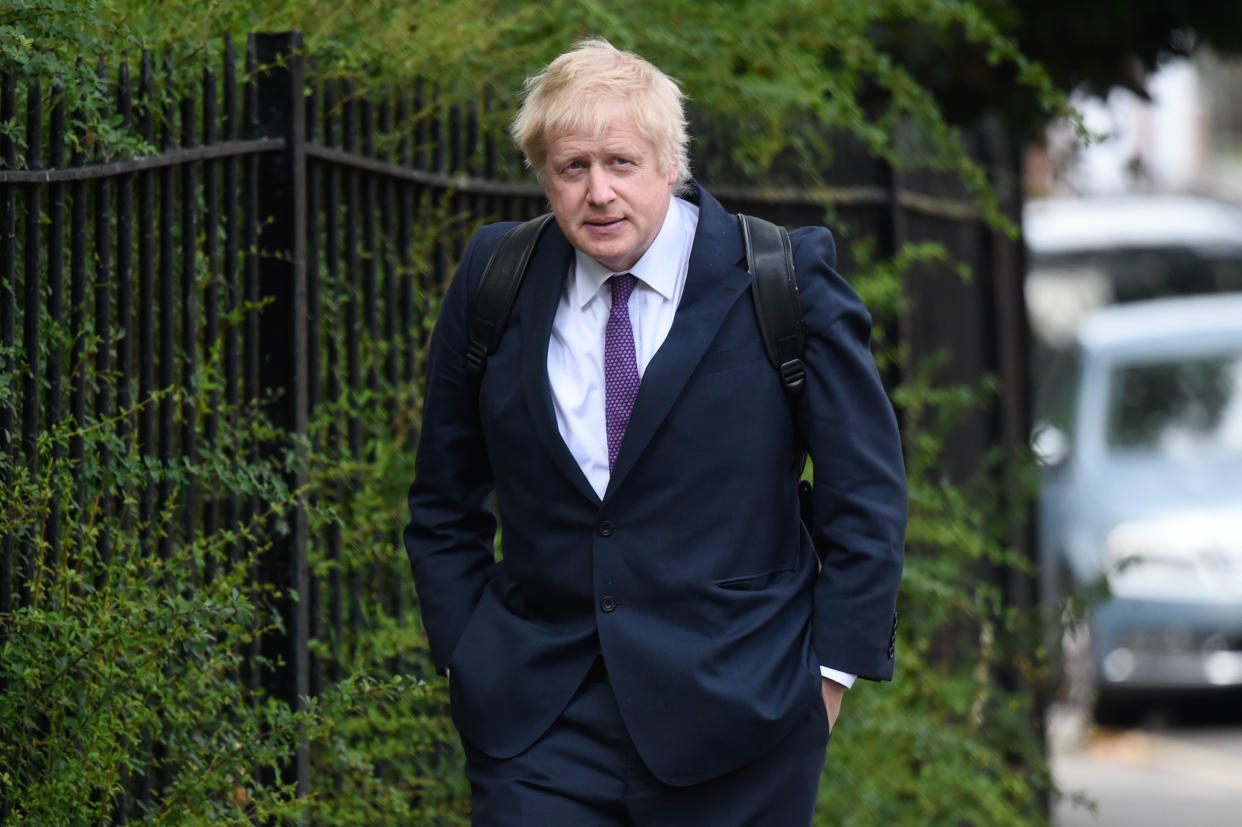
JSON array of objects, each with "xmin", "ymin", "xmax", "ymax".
[{"xmin": 463, "ymin": 212, "xmax": 807, "ymax": 399}]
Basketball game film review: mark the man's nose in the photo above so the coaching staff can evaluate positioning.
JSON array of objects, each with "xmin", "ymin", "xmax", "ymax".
[{"xmin": 586, "ymin": 167, "xmax": 614, "ymax": 206}]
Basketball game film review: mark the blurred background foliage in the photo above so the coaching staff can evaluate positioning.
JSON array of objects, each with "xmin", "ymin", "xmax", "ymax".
[{"xmin": 4, "ymin": 0, "xmax": 1237, "ymax": 824}]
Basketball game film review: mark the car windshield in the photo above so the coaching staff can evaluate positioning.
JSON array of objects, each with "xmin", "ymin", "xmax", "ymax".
[
  {"xmin": 1026, "ymin": 246, "xmax": 1242, "ymax": 379},
  {"xmin": 1106, "ymin": 351, "xmax": 1242, "ymax": 458}
]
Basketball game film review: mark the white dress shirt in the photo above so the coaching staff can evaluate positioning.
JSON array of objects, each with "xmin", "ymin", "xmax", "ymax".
[{"xmin": 545, "ymin": 195, "xmax": 855, "ymax": 690}]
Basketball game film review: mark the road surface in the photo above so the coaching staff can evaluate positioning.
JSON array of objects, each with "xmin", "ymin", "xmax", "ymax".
[{"xmin": 1050, "ymin": 694, "xmax": 1242, "ymax": 826}]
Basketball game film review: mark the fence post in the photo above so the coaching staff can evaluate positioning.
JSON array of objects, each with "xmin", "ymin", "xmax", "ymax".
[
  {"xmin": 976, "ymin": 111, "xmax": 1046, "ymax": 815},
  {"xmin": 249, "ymin": 31, "xmax": 311, "ymax": 800}
]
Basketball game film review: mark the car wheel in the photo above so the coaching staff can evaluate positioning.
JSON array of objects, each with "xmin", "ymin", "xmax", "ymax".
[{"xmin": 1093, "ymin": 688, "xmax": 1142, "ymax": 728}]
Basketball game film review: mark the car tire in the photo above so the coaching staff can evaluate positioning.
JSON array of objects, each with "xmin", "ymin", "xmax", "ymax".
[{"xmin": 1093, "ymin": 688, "xmax": 1142, "ymax": 728}]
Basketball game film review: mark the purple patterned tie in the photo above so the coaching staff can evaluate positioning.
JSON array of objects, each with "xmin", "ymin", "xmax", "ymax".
[{"xmin": 604, "ymin": 274, "xmax": 640, "ymax": 471}]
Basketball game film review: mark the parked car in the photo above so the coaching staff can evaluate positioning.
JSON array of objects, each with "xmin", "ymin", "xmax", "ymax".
[
  {"xmin": 1033, "ymin": 293, "xmax": 1242, "ymax": 721},
  {"xmin": 1024, "ymin": 195, "xmax": 1242, "ymax": 380}
]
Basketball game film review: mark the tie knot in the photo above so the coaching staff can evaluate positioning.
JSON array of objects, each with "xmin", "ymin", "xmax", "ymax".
[{"xmin": 610, "ymin": 273, "xmax": 637, "ymax": 306}]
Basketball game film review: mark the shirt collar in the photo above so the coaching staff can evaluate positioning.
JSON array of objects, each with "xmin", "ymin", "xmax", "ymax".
[{"xmin": 572, "ymin": 195, "xmax": 692, "ymax": 309}]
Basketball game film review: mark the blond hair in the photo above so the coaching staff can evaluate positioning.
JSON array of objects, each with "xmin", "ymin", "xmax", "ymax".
[{"xmin": 511, "ymin": 38, "xmax": 691, "ymax": 191}]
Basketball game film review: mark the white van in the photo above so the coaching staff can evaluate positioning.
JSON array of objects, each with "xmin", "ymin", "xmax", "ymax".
[{"xmin": 1024, "ymin": 195, "xmax": 1242, "ymax": 377}]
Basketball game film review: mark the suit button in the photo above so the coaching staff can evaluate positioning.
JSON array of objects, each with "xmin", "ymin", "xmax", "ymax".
[
  {"xmin": 601, "ymin": 595, "xmax": 616, "ymax": 612},
  {"xmin": 598, "ymin": 520, "xmax": 614, "ymax": 537}
]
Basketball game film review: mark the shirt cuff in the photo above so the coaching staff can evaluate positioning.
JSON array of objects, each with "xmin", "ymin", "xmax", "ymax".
[{"xmin": 819, "ymin": 666, "xmax": 856, "ymax": 688}]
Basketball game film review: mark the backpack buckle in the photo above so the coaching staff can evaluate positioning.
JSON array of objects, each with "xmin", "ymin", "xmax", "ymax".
[{"xmin": 779, "ymin": 358, "xmax": 806, "ymax": 394}]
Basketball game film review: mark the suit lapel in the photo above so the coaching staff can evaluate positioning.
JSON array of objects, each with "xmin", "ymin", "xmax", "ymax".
[
  {"xmin": 517, "ymin": 225, "xmax": 603, "ymax": 505},
  {"xmin": 605, "ymin": 186, "xmax": 751, "ymax": 500}
]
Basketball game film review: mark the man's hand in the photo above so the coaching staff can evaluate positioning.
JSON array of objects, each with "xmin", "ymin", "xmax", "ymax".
[{"xmin": 820, "ymin": 676, "xmax": 845, "ymax": 732}]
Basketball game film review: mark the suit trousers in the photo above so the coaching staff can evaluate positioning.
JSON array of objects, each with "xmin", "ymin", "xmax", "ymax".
[{"xmin": 462, "ymin": 658, "xmax": 831, "ymax": 826}]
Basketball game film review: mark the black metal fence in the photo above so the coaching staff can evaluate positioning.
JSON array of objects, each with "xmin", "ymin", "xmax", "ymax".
[{"xmin": 1, "ymin": 30, "xmax": 1031, "ymax": 810}]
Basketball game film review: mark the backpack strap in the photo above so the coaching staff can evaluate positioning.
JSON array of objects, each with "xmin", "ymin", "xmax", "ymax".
[
  {"xmin": 464, "ymin": 213, "xmax": 556, "ymax": 376},
  {"xmin": 738, "ymin": 214, "xmax": 815, "ymax": 533},
  {"xmin": 738, "ymin": 213, "xmax": 806, "ymax": 396}
]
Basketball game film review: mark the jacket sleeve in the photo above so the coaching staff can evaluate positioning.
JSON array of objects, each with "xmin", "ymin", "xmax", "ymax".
[
  {"xmin": 792, "ymin": 226, "xmax": 907, "ymax": 682},
  {"xmin": 404, "ymin": 225, "xmax": 511, "ymax": 672}
]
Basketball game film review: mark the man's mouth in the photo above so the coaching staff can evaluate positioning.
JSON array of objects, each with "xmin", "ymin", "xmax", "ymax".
[{"xmin": 586, "ymin": 217, "xmax": 626, "ymax": 229}]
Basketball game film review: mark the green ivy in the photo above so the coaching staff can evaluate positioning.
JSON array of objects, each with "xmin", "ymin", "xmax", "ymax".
[{"xmin": 0, "ymin": 341, "xmax": 308, "ymax": 823}]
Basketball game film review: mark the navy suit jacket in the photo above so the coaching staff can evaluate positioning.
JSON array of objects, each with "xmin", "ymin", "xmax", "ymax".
[{"xmin": 404, "ymin": 183, "xmax": 906, "ymax": 787}]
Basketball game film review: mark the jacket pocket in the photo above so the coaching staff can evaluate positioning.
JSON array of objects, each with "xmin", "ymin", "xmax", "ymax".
[{"xmin": 714, "ymin": 567, "xmax": 796, "ymax": 591}]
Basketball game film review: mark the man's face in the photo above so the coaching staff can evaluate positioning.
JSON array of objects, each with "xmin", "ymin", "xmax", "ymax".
[{"xmin": 542, "ymin": 109, "xmax": 676, "ymax": 272}]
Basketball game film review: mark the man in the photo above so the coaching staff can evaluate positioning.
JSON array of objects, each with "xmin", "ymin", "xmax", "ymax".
[{"xmin": 405, "ymin": 38, "xmax": 906, "ymax": 825}]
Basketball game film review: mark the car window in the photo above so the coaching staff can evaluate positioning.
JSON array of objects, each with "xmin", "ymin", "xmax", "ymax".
[
  {"xmin": 1033, "ymin": 247, "xmax": 1242, "ymax": 303},
  {"xmin": 1026, "ymin": 246, "xmax": 1242, "ymax": 382},
  {"xmin": 1105, "ymin": 351, "xmax": 1242, "ymax": 457}
]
